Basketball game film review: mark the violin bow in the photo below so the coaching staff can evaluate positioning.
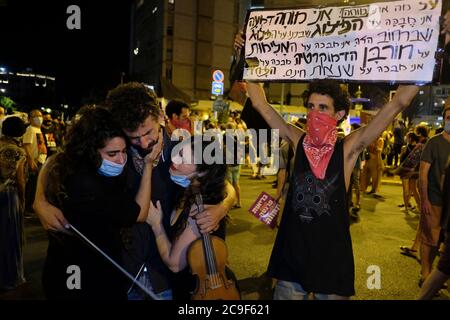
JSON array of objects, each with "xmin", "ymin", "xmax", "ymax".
[{"xmin": 67, "ymin": 223, "xmax": 161, "ymax": 300}]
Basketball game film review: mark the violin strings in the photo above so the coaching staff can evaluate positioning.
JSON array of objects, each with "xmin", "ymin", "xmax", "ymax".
[{"xmin": 197, "ymin": 192, "xmax": 222, "ymax": 288}]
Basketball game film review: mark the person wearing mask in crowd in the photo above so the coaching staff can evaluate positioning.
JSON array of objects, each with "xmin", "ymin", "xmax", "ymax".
[
  {"xmin": 418, "ymin": 158, "xmax": 450, "ymax": 299},
  {"xmin": 417, "ymin": 106, "xmax": 450, "ymax": 287},
  {"xmin": 23, "ymin": 109, "xmax": 47, "ymax": 214},
  {"xmin": 391, "ymin": 119, "xmax": 406, "ymax": 167},
  {"xmin": 236, "ymin": 28, "xmax": 419, "ymax": 300},
  {"xmin": 34, "ymin": 82, "xmax": 235, "ymax": 300},
  {"xmin": 397, "ymin": 132, "xmax": 421, "ymax": 214},
  {"xmin": 246, "ymin": 78, "xmax": 418, "ymax": 299},
  {"xmin": 0, "ymin": 116, "xmax": 27, "ymax": 292},
  {"xmin": 146, "ymin": 137, "xmax": 237, "ymax": 299},
  {"xmin": 41, "ymin": 113, "xmax": 59, "ymax": 157},
  {"xmin": 165, "ymin": 99, "xmax": 193, "ymax": 135},
  {"xmin": 39, "ymin": 106, "xmax": 161, "ymax": 299},
  {"xmin": 399, "ymin": 127, "xmax": 430, "ymax": 260}
]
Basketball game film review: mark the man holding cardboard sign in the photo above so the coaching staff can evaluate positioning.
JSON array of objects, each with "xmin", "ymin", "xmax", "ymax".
[{"xmin": 232, "ymin": 0, "xmax": 448, "ymax": 299}]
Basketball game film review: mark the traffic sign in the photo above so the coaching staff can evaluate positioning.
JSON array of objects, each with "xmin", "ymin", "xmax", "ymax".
[
  {"xmin": 211, "ymin": 81, "xmax": 224, "ymax": 96},
  {"xmin": 212, "ymin": 70, "xmax": 224, "ymax": 82}
]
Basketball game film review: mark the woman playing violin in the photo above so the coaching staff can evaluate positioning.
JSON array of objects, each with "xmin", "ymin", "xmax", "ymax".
[{"xmin": 146, "ymin": 137, "xmax": 237, "ymax": 300}]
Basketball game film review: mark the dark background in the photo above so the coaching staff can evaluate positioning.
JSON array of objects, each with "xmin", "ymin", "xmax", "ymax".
[{"xmin": 0, "ymin": 0, "xmax": 131, "ymax": 112}]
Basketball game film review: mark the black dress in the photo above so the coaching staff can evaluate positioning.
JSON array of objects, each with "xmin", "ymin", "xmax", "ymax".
[
  {"xmin": 267, "ymin": 136, "xmax": 355, "ymax": 297},
  {"xmin": 42, "ymin": 169, "xmax": 140, "ymax": 300}
]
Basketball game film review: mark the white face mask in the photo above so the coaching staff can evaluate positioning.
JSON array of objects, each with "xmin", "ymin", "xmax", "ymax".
[
  {"xmin": 445, "ymin": 121, "xmax": 450, "ymax": 135},
  {"xmin": 33, "ymin": 116, "xmax": 43, "ymax": 126}
]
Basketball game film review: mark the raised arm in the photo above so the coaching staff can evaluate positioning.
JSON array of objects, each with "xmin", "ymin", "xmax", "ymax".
[
  {"xmin": 246, "ymin": 82, "xmax": 304, "ymax": 149},
  {"xmin": 344, "ymin": 85, "xmax": 419, "ymax": 160}
]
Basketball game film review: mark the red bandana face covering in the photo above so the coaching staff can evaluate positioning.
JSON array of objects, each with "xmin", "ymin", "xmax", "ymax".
[{"xmin": 302, "ymin": 110, "xmax": 338, "ymax": 180}]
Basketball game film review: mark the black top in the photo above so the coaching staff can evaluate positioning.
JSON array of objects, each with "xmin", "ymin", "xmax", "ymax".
[
  {"xmin": 120, "ymin": 127, "xmax": 182, "ymax": 293},
  {"xmin": 267, "ymin": 136, "xmax": 355, "ymax": 296},
  {"xmin": 43, "ymin": 169, "xmax": 140, "ymax": 300}
]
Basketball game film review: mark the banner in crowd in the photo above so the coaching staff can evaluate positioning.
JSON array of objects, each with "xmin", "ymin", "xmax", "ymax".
[
  {"xmin": 248, "ymin": 192, "xmax": 280, "ymax": 229},
  {"xmin": 243, "ymin": 0, "xmax": 442, "ymax": 83}
]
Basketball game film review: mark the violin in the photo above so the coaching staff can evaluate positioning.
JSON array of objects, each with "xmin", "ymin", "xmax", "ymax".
[{"xmin": 187, "ymin": 193, "xmax": 240, "ymax": 300}]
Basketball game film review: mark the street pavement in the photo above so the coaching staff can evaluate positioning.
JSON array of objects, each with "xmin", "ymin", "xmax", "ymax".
[
  {"xmin": 227, "ymin": 168, "xmax": 449, "ymax": 300},
  {"xmin": 1, "ymin": 169, "xmax": 449, "ymax": 300}
]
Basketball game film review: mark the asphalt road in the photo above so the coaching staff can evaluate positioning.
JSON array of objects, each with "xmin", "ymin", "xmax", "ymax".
[
  {"xmin": 227, "ymin": 169, "xmax": 449, "ymax": 300},
  {"xmin": 1, "ymin": 169, "xmax": 449, "ymax": 300}
]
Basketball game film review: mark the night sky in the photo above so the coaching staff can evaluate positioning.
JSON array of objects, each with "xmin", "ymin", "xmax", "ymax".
[{"xmin": 0, "ymin": 0, "xmax": 131, "ymax": 111}]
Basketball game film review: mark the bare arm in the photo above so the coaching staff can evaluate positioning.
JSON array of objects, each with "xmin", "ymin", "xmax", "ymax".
[
  {"xmin": 275, "ymin": 169, "xmax": 287, "ymax": 201},
  {"xmin": 134, "ymin": 131, "xmax": 163, "ymax": 222},
  {"xmin": 343, "ymin": 85, "xmax": 419, "ymax": 185},
  {"xmin": 23, "ymin": 143, "xmax": 37, "ymax": 171},
  {"xmin": 419, "ymin": 161, "xmax": 432, "ymax": 215},
  {"xmin": 134, "ymin": 162, "xmax": 153, "ymax": 222},
  {"xmin": 246, "ymin": 82, "xmax": 304, "ymax": 150},
  {"xmin": 33, "ymin": 156, "xmax": 69, "ymax": 232},
  {"xmin": 345, "ymin": 85, "xmax": 418, "ymax": 159},
  {"xmin": 147, "ymin": 201, "xmax": 200, "ymax": 272}
]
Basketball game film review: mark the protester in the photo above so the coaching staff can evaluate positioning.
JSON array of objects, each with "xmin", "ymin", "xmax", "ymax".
[
  {"xmin": 236, "ymin": 29, "xmax": 419, "ymax": 299},
  {"xmin": 418, "ymin": 158, "xmax": 450, "ymax": 299},
  {"xmin": 146, "ymin": 137, "xmax": 235, "ymax": 299},
  {"xmin": 417, "ymin": 106, "xmax": 450, "ymax": 286},
  {"xmin": 0, "ymin": 116, "xmax": 27, "ymax": 292},
  {"xmin": 40, "ymin": 106, "xmax": 161, "ymax": 299},
  {"xmin": 34, "ymin": 82, "xmax": 235, "ymax": 300},
  {"xmin": 165, "ymin": 99, "xmax": 193, "ymax": 135},
  {"xmin": 23, "ymin": 109, "xmax": 47, "ymax": 213}
]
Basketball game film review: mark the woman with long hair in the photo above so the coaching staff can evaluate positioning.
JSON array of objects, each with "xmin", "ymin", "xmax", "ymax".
[
  {"xmin": 146, "ymin": 137, "xmax": 236, "ymax": 299},
  {"xmin": 40, "ymin": 106, "xmax": 161, "ymax": 299}
]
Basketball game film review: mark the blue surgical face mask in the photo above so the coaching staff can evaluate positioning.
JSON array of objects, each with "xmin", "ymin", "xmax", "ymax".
[
  {"xmin": 98, "ymin": 157, "xmax": 127, "ymax": 177},
  {"xmin": 170, "ymin": 173, "xmax": 191, "ymax": 188}
]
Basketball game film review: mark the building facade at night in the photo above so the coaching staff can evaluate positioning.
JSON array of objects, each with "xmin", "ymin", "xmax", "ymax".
[
  {"xmin": 130, "ymin": 0, "xmax": 450, "ymax": 122},
  {"xmin": 0, "ymin": 67, "xmax": 56, "ymax": 113},
  {"xmin": 130, "ymin": 0, "xmax": 241, "ymax": 100}
]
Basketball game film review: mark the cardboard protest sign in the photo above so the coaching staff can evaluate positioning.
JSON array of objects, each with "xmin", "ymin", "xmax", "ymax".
[
  {"xmin": 248, "ymin": 191, "xmax": 280, "ymax": 228},
  {"xmin": 243, "ymin": 0, "xmax": 442, "ymax": 83}
]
